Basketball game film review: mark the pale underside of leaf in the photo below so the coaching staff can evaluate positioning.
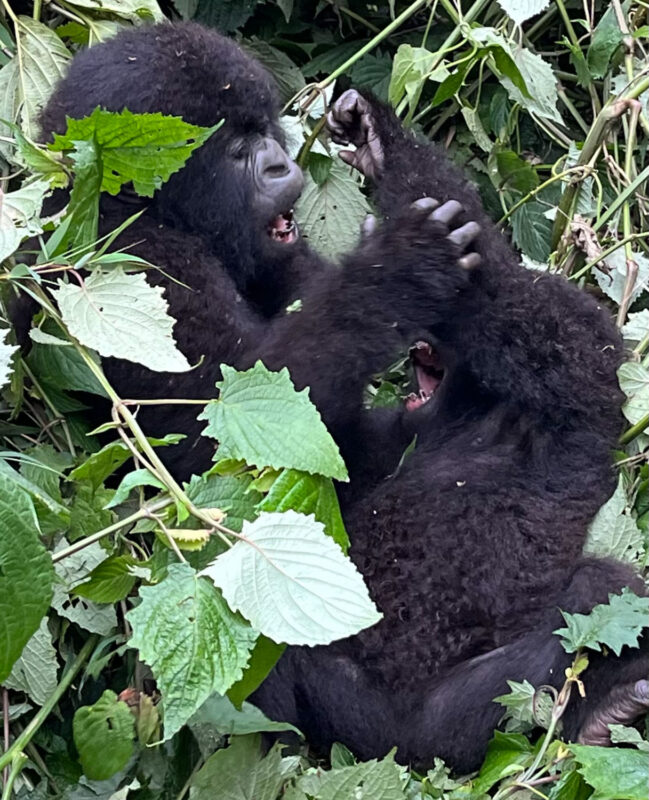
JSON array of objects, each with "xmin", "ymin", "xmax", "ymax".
[
  {"xmin": 54, "ymin": 268, "xmax": 191, "ymax": 373},
  {"xmin": 201, "ymin": 511, "xmax": 381, "ymax": 646}
]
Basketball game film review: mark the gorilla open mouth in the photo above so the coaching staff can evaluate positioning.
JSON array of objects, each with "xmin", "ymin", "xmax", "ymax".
[
  {"xmin": 405, "ymin": 341, "xmax": 445, "ymax": 411},
  {"xmin": 268, "ymin": 210, "xmax": 298, "ymax": 244}
]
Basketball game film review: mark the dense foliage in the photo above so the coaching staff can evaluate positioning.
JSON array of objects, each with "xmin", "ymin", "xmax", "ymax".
[{"xmin": 0, "ymin": 0, "xmax": 647, "ymax": 798}]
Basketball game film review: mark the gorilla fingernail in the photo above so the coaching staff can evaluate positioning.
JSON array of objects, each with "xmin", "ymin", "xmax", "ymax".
[
  {"xmin": 431, "ymin": 200, "xmax": 464, "ymax": 224},
  {"xmin": 448, "ymin": 221, "xmax": 481, "ymax": 247},
  {"xmin": 457, "ymin": 253, "xmax": 481, "ymax": 270}
]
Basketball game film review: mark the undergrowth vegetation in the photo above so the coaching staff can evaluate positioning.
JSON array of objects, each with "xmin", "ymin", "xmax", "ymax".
[{"xmin": 0, "ymin": 0, "xmax": 648, "ymax": 798}]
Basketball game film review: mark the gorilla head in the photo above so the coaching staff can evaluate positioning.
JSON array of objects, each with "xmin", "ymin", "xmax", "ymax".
[{"xmin": 40, "ymin": 22, "xmax": 305, "ymax": 292}]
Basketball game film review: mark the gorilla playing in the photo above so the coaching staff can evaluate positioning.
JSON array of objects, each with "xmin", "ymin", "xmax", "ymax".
[
  {"xmin": 247, "ymin": 93, "xmax": 649, "ymax": 769},
  {"xmin": 36, "ymin": 23, "xmax": 648, "ymax": 771},
  {"xmin": 39, "ymin": 23, "xmax": 317, "ymax": 477}
]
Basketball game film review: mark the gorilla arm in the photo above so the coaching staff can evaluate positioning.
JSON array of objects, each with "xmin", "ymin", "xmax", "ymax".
[{"xmin": 328, "ymin": 91, "xmax": 624, "ymax": 441}]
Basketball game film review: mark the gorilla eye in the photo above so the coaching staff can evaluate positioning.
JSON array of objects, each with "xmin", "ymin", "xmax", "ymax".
[{"xmin": 231, "ymin": 142, "xmax": 248, "ymax": 160}]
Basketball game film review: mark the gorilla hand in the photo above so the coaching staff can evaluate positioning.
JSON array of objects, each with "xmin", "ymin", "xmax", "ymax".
[
  {"xmin": 352, "ymin": 198, "xmax": 481, "ymax": 334},
  {"xmin": 327, "ymin": 89, "xmax": 384, "ymax": 179}
]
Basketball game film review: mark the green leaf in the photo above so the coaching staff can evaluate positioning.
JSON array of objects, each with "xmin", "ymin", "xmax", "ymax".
[
  {"xmin": 259, "ymin": 468, "xmax": 349, "ymax": 552},
  {"xmin": 52, "ymin": 540, "xmax": 118, "ymax": 635},
  {"xmin": 308, "ymin": 152, "xmax": 333, "ymax": 186},
  {"xmin": 50, "ymin": 108, "xmax": 218, "ymax": 198},
  {"xmin": 199, "ymin": 362, "xmax": 347, "ymax": 481},
  {"xmin": 388, "ymin": 44, "xmax": 448, "ymax": 112},
  {"xmin": 0, "ymin": 329, "xmax": 17, "ymax": 391},
  {"xmin": 69, "ymin": 442, "xmax": 132, "ymax": 490},
  {"xmin": 194, "ymin": 0, "xmax": 255, "ymax": 34},
  {"xmin": 0, "ymin": 179, "xmax": 50, "ymax": 261},
  {"xmin": 595, "ymin": 248, "xmax": 648, "ymax": 306},
  {"xmin": 27, "ymin": 338, "xmax": 106, "ymax": 397},
  {"xmin": 621, "ymin": 310, "xmax": 649, "ymax": 347},
  {"xmin": 499, "ymin": 46, "xmax": 562, "ymax": 123},
  {"xmin": 494, "ymin": 679, "xmax": 552, "ymax": 733},
  {"xmin": 7, "ymin": 17, "xmax": 71, "ymax": 140},
  {"xmin": 295, "ymin": 159, "xmax": 371, "ymax": 261},
  {"xmin": 185, "ymin": 473, "xmax": 262, "ymax": 533},
  {"xmin": 495, "ymin": 149, "xmax": 539, "ymax": 194},
  {"xmin": 584, "ymin": 475, "xmax": 643, "ymax": 563},
  {"xmin": 63, "ymin": 0, "xmax": 165, "ymax": 22},
  {"xmin": 69, "ymin": 482, "xmax": 115, "ymax": 543},
  {"xmin": 190, "ymin": 734, "xmax": 286, "ymax": 800},
  {"xmin": 190, "ymin": 692, "xmax": 299, "ymax": 736},
  {"xmin": 73, "ymin": 690, "xmax": 135, "ymax": 781},
  {"xmin": 0, "ymin": 473, "xmax": 54, "ymax": 682},
  {"xmin": 201, "ymin": 511, "xmax": 381, "ymax": 646},
  {"xmin": 554, "ymin": 588, "xmax": 649, "ymax": 655},
  {"xmin": 105, "ymin": 469, "xmax": 166, "ymax": 509},
  {"xmin": 242, "ymin": 39, "xmax": 305, "ymax": 105},
  {"xmin": 297, "ymin": 749, "xmax": 406, "ymax": 799},
  {"xmin": 73, "ymin": 555, "xmax": 142, "ymax": 603},
  {"xmin": 63, "ymin": 138, "xmax": 102, "ymax": 249},
  {"xmin": 472, "ymin": 731, "xmax": 533, "ymax": 793},
  {"xmin": 618, "ymin": 362, "xmax": 649, "ymax": 428},
  {"xmin": 126, "ymin": 562, "xmax": 257, "ymax": 740},
  {"xmin": 54, "ymin": 268, "xmax": 191, "ymax": 373},
  {"xmin": 570, "ymin": 744, "xmax": 649, "ymax": 800},
  {"xmin": 587, "ymin": 3, "xmax": 625, "ymax": 79},
  {"xmin": 5, "ymin": 617, "xmax": 58, "ymax": 706},
  {"xmin": 430, "ymin": 61, "xmax": 472, "ymax": 109},
  {"xmin": 495, "ymin": 0, "xmax": 549, "ymax": 25},
  {"xmin": 227, "ymin": 635, "xmax": 286, "ymax": 707},
  {"xmin": 511, "ymin": 188, "xmax": 558, "ymax": 261}
]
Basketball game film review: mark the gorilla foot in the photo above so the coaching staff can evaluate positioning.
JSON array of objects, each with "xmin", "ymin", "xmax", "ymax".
[{"xmin": 577, "ymin": 679, "xmax": 649, "ymax": 746}]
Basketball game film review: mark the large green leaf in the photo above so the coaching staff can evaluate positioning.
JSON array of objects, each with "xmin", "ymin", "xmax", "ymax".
[
  {"xmin": 472, "ymin": 731, "xmax": 533, "ymax": 793},
  {"xmin": 499, "ymin": 46, "xmax": 562, "ymax": 123},
  {"xmin": 555, "ymin": 588, "xmax": 649, "ymax": 655},
  {"xmin": 202, "ymin": 511, "xmax": 381, "ymax": 646},
  {"xmin": 73, "ymin": 690, "xmax": 135, "ymax": 781},
  {"xmin": 388, "ymin": 44, "xmax": 449, "ymax": 113},
  {"xmin": 190, "ymin": 693, "xmax": 299, "ymax": 737},
  {"xmin": 618, "ymin": 362, "xmax": 649, "ymax": 428},
  {"xmin": 190, "ymin": 735, "xmax": 286, "ymax": 800},
  {"xmin": 259, "ymin": 468, "xmax": 349, "ymax": 552},
  {"xmin": 50, "ymin": 108, "xmax": 219, "ymax": 198},
  {"xmin": 127, "ymin": 562, "xmax": 257, "ymax": 740},
  {"xmin": 570, "ymin": 744, "xmax": 649, "ymax": 800},
  {"xmin": 584, "ymin": 476, "xmax": 643, "ymax": 563},
  {"xmin": 0, "ymin": 472, "xmax": 54, "ymax": 682},
  {"xmin": 295, "ymin": 160, "xmax": 371, "ymax": 261},
  {"xmin": 3, "ymin": 17, "xmax": 71, "ymax": 141},
  {"xmin": 54, "ymin": 268, "xmax": 191, "ymax": 373},
  {"xmin": 297, "ymin": 750, "xmax": 406, "ymax": 799},
  {"xmin": 185, "ymin": 473, "xmax": 262, "ymax": 533},
  {"xmin": 199, "ymin": 362, "xmax": 347, "ymax": 481},
  {"xmin": 5, "ymin": 617, "xmax": 58, "ymax": 706}
]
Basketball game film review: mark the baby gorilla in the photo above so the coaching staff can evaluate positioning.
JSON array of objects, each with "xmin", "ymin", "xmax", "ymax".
[{"xmin": 245, "ymin": 91, "xmax": 649, "ymax": 771}]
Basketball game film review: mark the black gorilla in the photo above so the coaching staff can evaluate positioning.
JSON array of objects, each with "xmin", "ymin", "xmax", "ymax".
[
  {"xmin": 247, "ymin": 94, "xmax": 649, "ymax": 769},
  {"xmin": 38, "ymin": 24, "xmax": 647, "ymax": 770},
  {"xmin": 39, "ymin": 23, "xmax": 319, "ymax": 477}
]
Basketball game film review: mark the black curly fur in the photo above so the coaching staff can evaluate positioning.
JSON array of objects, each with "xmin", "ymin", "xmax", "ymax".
[
  {"xmin": 38, "ymin": 22, "xmax": 328, "ymax": 476},
  {"xmin": 248, "ymin": 95, "xmax": 648, "ymax": 770}
]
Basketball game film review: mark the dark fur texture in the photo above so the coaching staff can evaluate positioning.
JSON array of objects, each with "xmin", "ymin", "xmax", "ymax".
[
  {"xmin": 39, "ymin": 22, "xmax": 326, "ymax": 475},
  {"xmin": 37, "ymin": 24, "xmax": 646, "ymax": 771},
  {"xmin": 248, "ymin": 97, "xmax": 647, "ymax": 770}
]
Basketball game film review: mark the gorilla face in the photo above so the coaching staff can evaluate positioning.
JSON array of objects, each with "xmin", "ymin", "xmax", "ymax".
[{"xmin": 227, "ymin": 130, "xmax": 304, "ymax": 247}]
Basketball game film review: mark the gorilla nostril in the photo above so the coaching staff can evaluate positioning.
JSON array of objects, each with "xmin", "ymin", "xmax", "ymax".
[{"xmin": 264, "ymin": 162, "xmax": 290, "ymax": 179}]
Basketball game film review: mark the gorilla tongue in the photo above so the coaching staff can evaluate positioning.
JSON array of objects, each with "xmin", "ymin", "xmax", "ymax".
[
  {"xmin": 405, "ymin": 341, "xmax": 444, "ymax": 411},
  {"xmin": 269, "ymin": 211, "xmax": 298, "ymax": 243}
]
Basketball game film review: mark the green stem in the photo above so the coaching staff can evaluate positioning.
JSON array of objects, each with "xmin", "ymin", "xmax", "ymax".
[
  {"xmin": 498, "ymin": 167, "xmax": 587, "ymax": 226},
  {"xmin": 569, "ymin": 231, "xmax": 649, "ymax": 282},
  {"xmin": 0, "ymin": 637, "xmax": 97, "ymax": 773},
  {"xmin": 619, "ymin": 414, "xmax": 649, "ymax": 445},
  {"xmin": 52, "ymin": 497, "xmax": 174, "ymax": 563},
  {"xmin": 594, "ymin": 164, "xmax": 649, "ymax": 232},
  {"xmin": 32, "ymin": 0, "xmax": 41, "ymax": 19},
  {"xmin": 1, "ymin": 753, "xmax": 27, "ymax": 800}
]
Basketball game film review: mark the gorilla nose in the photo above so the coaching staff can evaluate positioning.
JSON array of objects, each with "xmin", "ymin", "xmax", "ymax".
[{"xmin": 258, "ymin": 137, "xmax": 304, "ymax": 205}]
